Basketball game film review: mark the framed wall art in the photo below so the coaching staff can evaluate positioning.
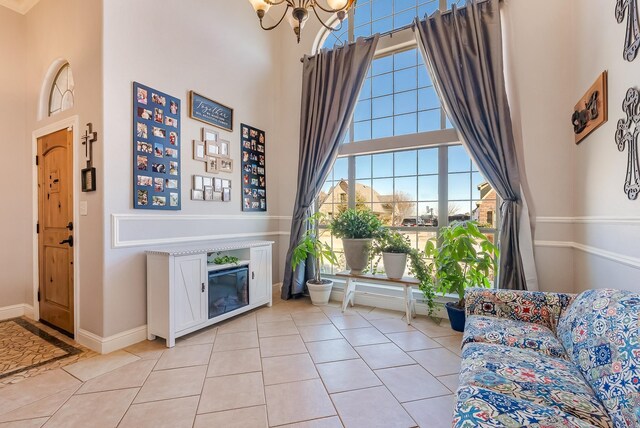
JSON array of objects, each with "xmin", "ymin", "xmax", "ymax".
[
  {"xmin": 133, "ymin": 82, "xmax": 181, "ymax": 210},
  {"xmin": 572, "ymin": 71, "xmax": 608, "ymax": 144},
  {"xmin": 189, "ymin": 91, "xmax": 233, "ymax": 131},
  {"xmin": 240, "ymin": 123, "xmax": 267, "ymax": 212}
]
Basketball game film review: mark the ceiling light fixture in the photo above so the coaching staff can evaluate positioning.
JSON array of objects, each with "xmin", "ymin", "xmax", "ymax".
[{"xmin": 248, "ymin": 0, "xmax": 356, "ymax": 43}]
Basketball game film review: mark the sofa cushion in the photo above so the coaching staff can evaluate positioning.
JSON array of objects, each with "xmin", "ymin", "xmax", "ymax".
[
  {"xmin": 465, "ymin": 288, "xmax": 575, "ymax": 332},
  {"xmin": 454, "ymin": 343, "xmax": 613, "ymax": 428},
  {"xmin": 463, "ymin": 315, "xmax": 568, "ymax": 359},
  {"xmin": 557, "ymin": 288, "xmax": 640, "ymax": 427}
]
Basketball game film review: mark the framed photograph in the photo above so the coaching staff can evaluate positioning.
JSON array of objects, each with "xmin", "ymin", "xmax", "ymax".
[
  {"xmin": 219, "ymin": 158, "xmax": 233, "ymax": 173},
  {"xmin": 206, "ymin": 156, "xmax": 219, "ymax": 173},
  {"xmin": 189, "ymin": 91, "xmax": 233, "ymax": 131},
  {"xmin": 133, "ymin": 82, "xmax": 181, "ymax": 210},
  {"xmin": 193, "ymin": 140, "xmax": 206, "ymax": 161},
  {"xmin": 202, "ymin": 128, "xmax": 219, "ymax": 142},
  {"xmin": 222, "ymin": 187, "xmax": 231, "ymax": 202},
  {"xmin": 204, "ymin": 186, "xmax": 214, "ymax": 201},
  {"xmin": 206, "ymin": 140, "xmax": 220, "ymax": 156},
  {"xmin": 214, "ymin": 177, "xmax": 223, "ymax": 192},
  {"xmin": 191, "ymin": 189, "xmax": 204, "ymax": 200},
  {"xmin": 240, "ymin": 123, "xmax": 266, "ymax": 212},
  {"xmin": 218, "ymin": 139, "xmax": 230, "ymax": 158},
  {"xmin": 221, "ymin": 178, "xmax": 231, "ymax": 189},
  {"xmin": 193, "ymin": 175, "xmax": 204, "ymax": 190},
  {"xmin": 203, "ymin": 176, "xmax": 213, "ymax": 188}
]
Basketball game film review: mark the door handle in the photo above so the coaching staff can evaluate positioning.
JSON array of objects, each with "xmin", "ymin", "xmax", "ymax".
[
  {"xmin": 252, "ymin": 271, "xmax": 255, "ymax": 280},
  {"xmin": 59, "ymin": 236, "xmax": 73, "ymax": 247},
  {"xmin": 201, "ymin": 283, "xmax": 205, "ymax": 292}
]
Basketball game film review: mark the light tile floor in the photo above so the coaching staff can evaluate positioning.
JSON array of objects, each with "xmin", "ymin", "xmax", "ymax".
[{"xmin": 0, "ymin": 293, "xmax": 462, "ymax": 428}]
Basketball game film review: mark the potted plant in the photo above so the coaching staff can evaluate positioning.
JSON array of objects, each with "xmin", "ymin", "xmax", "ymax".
[
  {"xmin": 291, "ymin": 212, "xmax": 339, "ymax": 305},
  {"xmin": 424, "ymin": 221, "xmax": 499, "ymax": 332},
  {"xmin": 329, "ymin": 208, "xmax": 382, "ymax": 275},
  {"xmin": 372, "ymin": 230, "xmax": 412, "ymax": 279}
]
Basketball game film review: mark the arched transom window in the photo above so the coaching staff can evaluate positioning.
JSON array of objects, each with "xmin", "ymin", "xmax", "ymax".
[{"xmin": 49, "ymin": 63, "xmax": 75, "ymax": 116}]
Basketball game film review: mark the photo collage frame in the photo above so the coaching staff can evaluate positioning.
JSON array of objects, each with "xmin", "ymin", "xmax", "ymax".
[
  {"xmin": 241, "ymin": 123, "xmax": 267, "ymax": 212},
  {"xmin": 191, "ymin": 127, "xmax": 232, "ymax": 202},
  {"xmin": 133, "ymin": 82, "xmax": 181, "ymax": 210}
]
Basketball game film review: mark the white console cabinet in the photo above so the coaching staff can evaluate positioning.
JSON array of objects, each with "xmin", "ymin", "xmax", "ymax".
[{"xmin": 146, "ymin": 240, "xmax": 273, "ymax": 347}]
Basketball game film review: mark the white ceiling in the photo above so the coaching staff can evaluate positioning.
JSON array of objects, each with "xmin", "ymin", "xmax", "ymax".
[{"xmin": 0, "ymin": 0, "xmax": 40, "ymax": 14}]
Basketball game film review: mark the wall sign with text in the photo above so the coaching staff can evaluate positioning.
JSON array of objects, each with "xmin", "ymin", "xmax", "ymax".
[
  {"xmin": 189, "ymin": 91, "xmax": 233, "ymax": 132},
  {"xmin": 133, "ymin": 82, "xmax": 181, "ymax": 210}
]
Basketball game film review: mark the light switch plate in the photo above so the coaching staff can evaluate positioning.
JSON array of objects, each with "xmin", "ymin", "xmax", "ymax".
[{"xmin": 80, "ymin": 201, "xmax": 88, "ymax": 216}]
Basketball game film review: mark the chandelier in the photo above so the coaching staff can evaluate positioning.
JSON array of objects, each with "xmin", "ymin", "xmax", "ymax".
[{"xmin": 248, "ymin": 0, "xmax": 356, "ymax": 43}]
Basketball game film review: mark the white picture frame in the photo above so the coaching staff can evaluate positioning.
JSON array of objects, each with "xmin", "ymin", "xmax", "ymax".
[
  {"xmin": 202, "ymin": 127, "xmax": 219, "ymax": 142},
  {"xmin": 193, "ymin": 140, "xmax": 206, "ymax": 161},
  {"xmin": 193, "ymin": 175, "xmax": 204, "ymax": 190},
  {"xmin": 218, "ymin": 139, "xmax": 230, "ymax": 158},
  {"xmin": 205, "ymin": 140, "xmax": 219, "ymax": 156},
  {"xmin": 206, "ymin": 156, "xmax": 219, "ymax": 173}
]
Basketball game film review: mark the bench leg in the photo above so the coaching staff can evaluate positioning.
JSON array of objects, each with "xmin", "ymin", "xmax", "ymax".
[
  {"xmin": 342, "ymin": 278, "xmax": 353, "ymax": 312},
  {"xmin": 405, "ymin": 286, "xmax": 415, "ymax": 325}
]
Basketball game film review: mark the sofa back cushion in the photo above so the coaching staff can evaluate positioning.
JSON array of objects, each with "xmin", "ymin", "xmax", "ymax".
[{"xmin": 557, "ymin": 288, "xmax": 640, "ymax": 427}]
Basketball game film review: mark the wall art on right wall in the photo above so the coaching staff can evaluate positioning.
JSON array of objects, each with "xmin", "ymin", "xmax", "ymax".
[
  {"xmin": 614, "ymin": 87, "xmax": 640, "ymax": 200},
  {"xmin": 572, "ymin": 71, "xmax": 608, "ymax": 144},
  {"xmin": 616, "ymin": 0, "xmax": 640, "ymax": 62}
]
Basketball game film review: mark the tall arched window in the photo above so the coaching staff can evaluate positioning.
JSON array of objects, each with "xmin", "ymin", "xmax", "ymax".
[
  {"xmin": 316, "ymin": 0, "xmax": 498, "ymax": 276},
  {"xmin": 49, "ymin": 63, "xmax": 75, "ymax": 116}
]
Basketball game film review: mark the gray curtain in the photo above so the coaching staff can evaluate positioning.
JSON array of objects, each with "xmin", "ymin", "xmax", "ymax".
[
  {"xmin": 415, "ymin": 0, "xmax": 527, "ymax": 290},
  {"xmin": 282, "ymin": 36, "xmax": 380, "ymax": 299}
]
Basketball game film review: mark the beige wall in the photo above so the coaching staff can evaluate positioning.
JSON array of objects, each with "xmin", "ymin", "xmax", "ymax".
[
  {"xmin": 570, "ymin": 0, "xmax": 640, "ymax": 293},
  {"xmin": 0, "ymin": 7, "xmax": 28, "ymax": 308},
  {"xmin": 101, "ymin": 0, "xmax": 283, "ymax": 336}
]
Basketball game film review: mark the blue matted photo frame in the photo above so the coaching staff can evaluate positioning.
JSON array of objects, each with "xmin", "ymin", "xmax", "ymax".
[{"xmin": 133, "ymin": 82, "xmax": 181, "ymax": 210}]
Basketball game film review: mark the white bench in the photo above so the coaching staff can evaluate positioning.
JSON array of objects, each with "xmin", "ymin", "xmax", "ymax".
[{"xmin": 336, "ymin": 271, "xmax": 418, "ymax": 325}]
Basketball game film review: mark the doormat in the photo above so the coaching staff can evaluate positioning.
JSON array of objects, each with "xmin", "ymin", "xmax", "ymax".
[{"xmin": 0, "ymin": 318, "xmax": 83, "ymax": 381}]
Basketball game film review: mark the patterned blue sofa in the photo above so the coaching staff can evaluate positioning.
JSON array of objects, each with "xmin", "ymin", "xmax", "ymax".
[{"xmin": 453, "ymin": 288, "xmax": 640, "ymax": 428}]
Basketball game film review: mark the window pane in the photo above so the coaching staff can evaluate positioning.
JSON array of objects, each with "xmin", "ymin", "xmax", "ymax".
[
  {"xmin": 371, "ymin": 0, "xmax": 393, "ymax": 20},
  {"xmin": 394, "ymin": 9, "xmax": 416, "ymax": 29},
  {"xmin": 354, "ymin": 24, "xmax": 372, "ymax": 38},
  {"xmin": 395, "ymin": 0, "xmax": 416, "ymax": 13},
  {"xmin": 354, "ymin": 121, "xmax": 371, "ymax": 142},
  {"xmin": 372, "ymin": 17, "xmax": 394, "ymax": 34},
  {"xmin": 418, "ymin": 109, "xmax": 441, "ymax": 132},
  {"xmin": 418, "ymin": 148, "xmax": 438, "ymax": 175},
  {"xmin": 394, "ymin": 67, "xmax": 417, "ymax": 92},
  {"xmin": 372, "ymin": 73, "xmax": 393, "ymax": 97},
  {"xmin": 354, "ymin": 99, "xmax": 371, "ymax": 122},
  {"xmin": 418, "ymin": 175, "xmax": 438, "ymax": 200},
  {"xmin": 372, "ymin": 117, "xmax": 393, "ymax": 139},
  {"xmin": 418, "ymin": 1, "xmax": 439, "ymax": 18},
  {"xmin": 372, "ymin": 55, "xmax": 393, "ymax": 76},
  {"xmin": 394, "ymin": 150, "xmax": 417, "ymax": 176},
  {"xmin": 372, "ymin": 95, "xmax": 393, "ymax": 119},
  {"xmin": 448, "ymin": 145, "xmax": 471, "ymax": 172},
  {"xmin": 360, "ymin": 79, "xmax": 372, "ymax": 99},
  {"xmin": 394, "ymin": 49, "xmax": 417, "ymax": 70},
  {"xmin": 418, "ymin": 87, "xmax": 439, "ymax": 111},
  {"xmin": 393, "ymin": 201, "xmax": 418, "ymax": 226},
  {"xmin": 334, "ymin": 157, "xmax": 348, "ymax": 180},
  {"xmin": 417, "ymin": 66, "xmax": 432, "ymax": 88},
  {"xmin": 394, "ymin": 90, "xmax": 417, "ymax": 115},
  {"xmin": 354, "ymin": 2, "xmax": 371, "ymax": 26},
  {"xmin": 448, "ymin": 172, "xmax": 471, "ymax": 200},
  {"xmin": 356, "ymin": 155, "xmax": 372, "ymax": 179},
  {"xmin": 394, "ymin": 113, "xmax": 417, "ymax": 136},
  {"xmin": 474, "ymin": 198, "xmax": 497, "ymax": 228},
  {"xmin": 356, "ymin": 179, "xmax": 373, "ymax": 202},
  {"xmin": 372, "ymin": 152, "xmax": 394, "ymax": 177},
  {"xmin": 395, "ymin": 176, "xmax": 417, "ymax": 200}
]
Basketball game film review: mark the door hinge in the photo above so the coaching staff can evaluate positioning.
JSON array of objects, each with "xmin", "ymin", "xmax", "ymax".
[
  {"xmin": 36, "ymin": 222, "xmax": 39, "ymax": 234},
  {"xmin": 35, "ymin": 155, "xmax": 39, "ymax": 166}
]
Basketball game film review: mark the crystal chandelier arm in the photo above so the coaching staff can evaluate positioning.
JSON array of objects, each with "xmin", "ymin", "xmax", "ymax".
[
  {"xmin": 311, "ymin": 5, "xmax": 344, "ymax": 32},
  {"xmin": 260, "ymin": 4, "xmax": 291, "ymax": 30}
]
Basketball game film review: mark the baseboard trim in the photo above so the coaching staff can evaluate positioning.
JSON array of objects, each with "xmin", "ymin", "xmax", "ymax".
[
  {"xmin": 0, "ymin": 304, "xmax": 34, "ymax": 321},
  {"xmin": 535, "ymin": 240, "xmax": 640, "ymax": 270},
  {"xmin": 77, "ymin": 325, "xmax": 148, "ymax": 354}
]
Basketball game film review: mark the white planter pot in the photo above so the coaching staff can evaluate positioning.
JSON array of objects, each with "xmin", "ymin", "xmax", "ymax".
[
  {"xmin": 342, "ymin": 238, "xmax": 372, "ymax": 275},
  {"xmin": 382, "ymin": 252, "xmax": 408, "ymax": 279},
  {"xmin": 307, "ymin": 280, "xmax": 333, "ymax": 306}
]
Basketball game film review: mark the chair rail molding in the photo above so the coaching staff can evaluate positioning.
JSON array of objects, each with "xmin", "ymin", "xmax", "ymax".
[
  {"xmin": 536, "ymin": 216, "xmax": 640, "ymax": 225},
  {"xmin": 111, "ymin": 213, "xmax": 291, "ymax": 248},
  {"xmin": 535, "ymin": 240, "xmax": 640, "ymax": 270}
]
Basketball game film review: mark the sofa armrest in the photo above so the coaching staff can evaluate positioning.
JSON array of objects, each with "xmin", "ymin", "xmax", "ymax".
[{"xmin": 465, "ymin": 288, "xmax": 575, "ymax": 331}]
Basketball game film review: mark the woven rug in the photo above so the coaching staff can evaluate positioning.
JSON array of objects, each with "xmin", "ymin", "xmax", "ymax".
[{"xmin": 0, "ymin": 317, "xmax": 92, "ymax": 386}]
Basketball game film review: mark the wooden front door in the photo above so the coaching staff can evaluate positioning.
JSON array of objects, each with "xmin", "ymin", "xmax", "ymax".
[{"xmin": 38, "ymin": 128, "xmax": 74, "ymax": 335}]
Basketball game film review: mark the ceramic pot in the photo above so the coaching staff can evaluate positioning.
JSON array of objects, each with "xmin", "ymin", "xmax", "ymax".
[
  {"xmin": 382, "ymin": 252, "xmax": 407, "ymax": 279},
  {"xmin": 307, "ymin": 279, "xmax": 333, "ymax": 306},
  {"xmin": 445, "ymin": 302, "xmax": 466, "ymax": 332},
  {"xmin": 342, "ymin": 238, "xmax": 372, "ymax": 275}
]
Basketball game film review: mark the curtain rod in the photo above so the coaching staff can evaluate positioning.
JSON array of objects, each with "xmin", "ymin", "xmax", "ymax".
[{"xmin": 299, "ymin": 0, "xmax": 501, "ymax": 63}]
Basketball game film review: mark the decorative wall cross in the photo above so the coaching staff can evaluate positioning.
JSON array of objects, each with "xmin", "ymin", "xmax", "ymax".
[
  {"xmin": 614, "ymin": 88, "xmax": 640, "ymax": 200},
  {"xmin": 616, "ymin": 0, "xmax": 640, "ymax": 61},
  {"xmin": 81, "ymin": 122, "xmax": 98, "ymax": 166}
]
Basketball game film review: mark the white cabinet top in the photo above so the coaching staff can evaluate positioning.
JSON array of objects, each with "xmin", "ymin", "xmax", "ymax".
[{"xmin": 145, "ymin": 240, "xmax": 274, "ymax": 256}]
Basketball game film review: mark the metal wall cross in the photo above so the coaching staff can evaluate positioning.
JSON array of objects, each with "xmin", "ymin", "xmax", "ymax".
[
  {"xmin": 615, "ymin": 88, "xmax": 640, "ymax": 200},
  {"xmin": 616, "ymin": 0, "xmax": 640, "ymax": 61}
]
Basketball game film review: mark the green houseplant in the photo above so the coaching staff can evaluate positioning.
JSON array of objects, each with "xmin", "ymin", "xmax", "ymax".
[
  {"xmin": 424, "ymin": 221, "xmax": 499, "ymax": 331},
  {"xmin": 329, "ymin": 208, "xmax": 383, "ymax": 275},
  {"xmin": 291, "ymin": 212, "xmax": 339, "ymax": 305}
]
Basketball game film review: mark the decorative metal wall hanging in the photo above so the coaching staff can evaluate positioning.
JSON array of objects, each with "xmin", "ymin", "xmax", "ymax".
[
  {"xmin": 616, "ymin": 0, "xmax": 640, "ymax": 61},
  {"xmin": 81, "ymin": 123, "xmax": 98, "ymax": 192},
  {"xmin": 614, "ymin": 88, "xmax": 640, "ymax": 200},
  {"xmin": 572, "ymin": 71, "xmax": 608, "ymax": 144}
]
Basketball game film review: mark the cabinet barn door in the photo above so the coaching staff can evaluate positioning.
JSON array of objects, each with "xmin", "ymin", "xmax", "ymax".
[
  {"xmin": 250, "ymin": 246, "xmax": 271, "ymax": 305},
  {"xmin": 174, "ymin": 254, "xmax": 207, "ymax": 332}
]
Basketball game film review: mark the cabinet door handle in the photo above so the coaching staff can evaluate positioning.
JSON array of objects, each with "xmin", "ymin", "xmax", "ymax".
[{"xmin": 201, "ymin": 283, "xmax": 205, "ymax": 292}]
